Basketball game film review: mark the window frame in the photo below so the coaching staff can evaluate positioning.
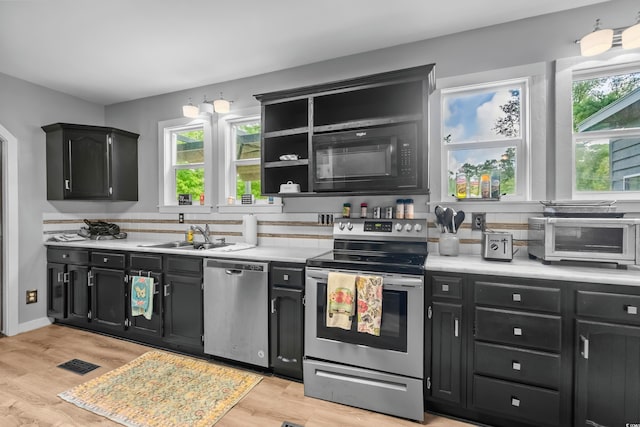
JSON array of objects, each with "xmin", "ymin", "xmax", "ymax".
[
  {"xmin": 217, "ymin": 110, "xmax": 282, "ymax": 213},
  {"xmin": 439, "ymin": 77, "xmax": 531, "ymax": 202},
  {"xmin": 556, "ymin": 52, "xmax": 640, "ymax": 201},
  {"xmin": 157, "ymin": 117, "xmax": 213, "ymax": 213}
]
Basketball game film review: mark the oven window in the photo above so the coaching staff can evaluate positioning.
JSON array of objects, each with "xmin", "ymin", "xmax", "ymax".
[
  {"xmin": 554, "ymin": 226, "xmax": 624, "ymax": 253},
  {"xmin": 316, "ymin": 281, "xmax": 408, "ymax": 352}
]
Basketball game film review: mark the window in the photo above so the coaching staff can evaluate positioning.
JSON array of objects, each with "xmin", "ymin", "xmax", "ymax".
[
  {"xmin": 224, "ymin": 116, "xmax": 265, "ymax": 204},
  {"xmin": 158, "ymin": 118, "xmax": 212, "ymax": 211},
  {"xmin": 441, "ymin": 78, "xmax": 529, "ymax": 200},
  {"xmin": 572, "ymin": 64, "xmax": 640, "ymax": 195}
]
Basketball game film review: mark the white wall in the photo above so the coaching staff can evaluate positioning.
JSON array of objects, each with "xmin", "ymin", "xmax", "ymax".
[{"xmin": 2, "ymin": 0, "xmax": 637, "ymax": 331}]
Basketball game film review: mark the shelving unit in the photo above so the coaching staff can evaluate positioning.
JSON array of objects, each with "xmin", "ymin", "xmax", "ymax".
[{"xmin": 255, "ymin": 65, "xmax": 435, "ymax": 196}]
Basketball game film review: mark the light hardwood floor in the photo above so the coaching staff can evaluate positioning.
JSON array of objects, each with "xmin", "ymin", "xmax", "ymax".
[{"xmin": 0, "ymin": 325, "xmax": 473, "ymax": 426}]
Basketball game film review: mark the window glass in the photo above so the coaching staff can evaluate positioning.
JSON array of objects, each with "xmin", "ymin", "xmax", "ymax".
[
  {"xmin": 173, "ymin": 129, "xmax": 204, "ymax": 165},
  {"xmin": 441, "ymin": 79, "xmax": 527, "ymax": 200},
  {"xmin": 175, "ymin": 168, "xmax": 204, "ymax": 200},
  {"xmin": 443, "ymin": 84, "xmax": 522, "ymax": 143},
  {"xmin": 572, "ymin": 68, "xmax": 640, "ymax": 193},
  {"xmin": 229, "ymin": 118, "xmax": 264, "ymax": 202}
]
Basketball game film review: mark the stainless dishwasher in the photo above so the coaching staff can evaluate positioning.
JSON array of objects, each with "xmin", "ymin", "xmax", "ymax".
[{"xmin": 203, "ymin": 258, "xmax": 269, "ymax": 367}]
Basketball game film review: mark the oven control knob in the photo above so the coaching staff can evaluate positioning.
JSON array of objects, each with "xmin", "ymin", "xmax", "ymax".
[
  {"xmin": 414, "ymin": 224, "xmax": 423, "ymax": 232},
  {"xmin": 404, "ymin": 223, "xmax": 413, "ymax": 232},
  {"xmin": 395, "ymin": 223, "xmax": 403, "ymax": 232},
  {"xmin": 338, "ymin": 222, "xmax": 345, "ymax": 230},
  {"xmin": 347, "ymin": 222, "xmax": 353, "ymax": 230}
]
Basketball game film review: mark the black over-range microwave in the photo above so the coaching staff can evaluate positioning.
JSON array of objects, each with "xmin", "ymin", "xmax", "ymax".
[{"xmin": 312, "ymin": 123, "xmax": 423, "ymax": 193}]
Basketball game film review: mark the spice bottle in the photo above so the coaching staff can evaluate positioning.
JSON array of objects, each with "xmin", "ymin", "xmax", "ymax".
[
  {"xmin": 360, "ymin": 203, "xmax": 368, "ymax": 218},
  {"xmin": 396, "ymin": 199, "xmax": 405, "ymax": 219},
  {"xmin": 469, "ymin": 174, "xmax": 479, "ymax": 198},
  {"xmin": 480, "ymin": 173, "xmax": 491, "ymax": 198},
  {"xmin": 491, "ymin": 169, "xmax": 501, "ymax": 199},
  {"xmin": 456, "ymin": 171, "xmax": 467, "ymax": 199},
  {"xmin": 342, "ymin": 203, "xmax": 351, "ymax": 218},
  {"xmin": 404, "ymin": 199, "xmax": 415, "ymax": 219}
]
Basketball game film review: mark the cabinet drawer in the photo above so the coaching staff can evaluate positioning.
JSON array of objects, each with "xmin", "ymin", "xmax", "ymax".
[
  {"xmin": 432, "ymin": 276, "xmax": 462, "ymax": 299},
  {"xmin": 473, "ymin": 375, "xmax": 560, "ymax": 426},
  {"xmin": 271, "ymin": 265, "xmax": 304, "ymax": 289},
  {"xmin": 91, "ymin": 252, "xmax": 126, "ymax": 269},
  {"xmin": 165, "ymin": 255, "xmax": 202, "ymax": 275},
  {"xmin": 577, "ymin": 290, "xmax": 640, "ymax": 325},
  {"xmin": 475, "ymin": 307, "xmax": 561, "ymax": 352},
  {"xmin": 47, "ymin": 247, "xmax": 88, "ymax": 265},
  {"xmin": 474, "ymin": 342, "xmax": 560, "ymax": 389},
  {"xmin": 130, "ymin": 253, "xmax": 163, "ymax": 272},
  {"xmin": 474, "ymin": 281, "xmax": 560, "ymax": 313}
]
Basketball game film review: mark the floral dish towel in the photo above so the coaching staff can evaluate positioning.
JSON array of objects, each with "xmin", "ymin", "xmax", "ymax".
[{"xmin": 356, "ymin": 275, "xmax": 383, "ymax": 336}]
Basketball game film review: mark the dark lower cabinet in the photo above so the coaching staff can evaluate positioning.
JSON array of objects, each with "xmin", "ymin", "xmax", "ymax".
[
  {"xmin": 127, "ymin": 271, "xmax": 163, "ymax": 338},
  {"xmin": 270, "ymin": 263, "xmax": 305, "ymax": 380},
  {"xmin": 431, "ymin": 301, "xmax": 463, "ymax": 404},
  {"xmin": 163, "ymin": 272, "xmax": 203, "ymax": 350},
  {"xmin": 46, "ymin": 247, "xmax": 90, "ymax": 324},
  {"xmin": 90, "ymin": 267, "xmax": 127, "ymax": 332},
  {"xmin": 575, "ymin": 320, "xmax": 640, "ymax": 427}
]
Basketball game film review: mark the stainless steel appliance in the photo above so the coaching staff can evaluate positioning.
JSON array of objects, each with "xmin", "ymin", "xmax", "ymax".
[
  {"xmin": 482, "ymin": 231, "xmax": 513, "ymax": 261},
  {"xmin": 203, "ymin": 259, "xmax": 269, "ymax": 367},
  {"xmin": 304, "ymin": 218, "xmax": 427, "ymax": 421},
  {"xmin": 311, "ymin": 123, "xmax": 423, "ymax": 193},
  {"xmin": 528, "ymin": 217, "xmax": 640, "ymax": 266}
]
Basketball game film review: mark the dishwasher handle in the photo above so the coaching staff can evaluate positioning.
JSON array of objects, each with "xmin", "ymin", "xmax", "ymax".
[{"xmin": 225, "ymin": 269, "xmax": 243, "ymax": 275}]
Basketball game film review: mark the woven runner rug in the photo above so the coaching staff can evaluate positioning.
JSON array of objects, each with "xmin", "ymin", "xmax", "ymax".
[{"xmin": 58, "ymin": 351, "xmax": 262, "ymax": 427}]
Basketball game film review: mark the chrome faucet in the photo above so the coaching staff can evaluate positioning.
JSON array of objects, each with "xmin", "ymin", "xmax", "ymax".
[{"xmin": 190, "ymin": 224, "xmax": 211, "ymax": 243}]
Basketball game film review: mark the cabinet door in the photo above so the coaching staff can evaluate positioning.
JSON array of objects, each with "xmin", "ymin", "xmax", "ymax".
[
  {"xmin": 65, "ymin": 129, "xmax": 110, "ymax": 199},
  {"xmin": 163, "ymin": 273, "xmax": 203, "ymax": 349},
  {"xmin": 90, "ymin": 267, "xmax": 126, "ymax": 331},
  {"xmin": 270, "ymin": 286, "xmax": 303, "ymax": 380},
  {"xmin": 127, "ymin": 272, "xmax": 163, "ymax": 337},
  {"xmin": 46, "ymin": 262, "xmax": 67, "ymax": 319},
  {"xmin": 576, "ymin": 320, "xmax": 640, "ymax": 427},
  {"xmin": 431, "ymin": 301, "xmax": 463, "ymax": 404},
  {"xmin": 67, "ymin": 264, "xmax": 90, "ymax": 322}
]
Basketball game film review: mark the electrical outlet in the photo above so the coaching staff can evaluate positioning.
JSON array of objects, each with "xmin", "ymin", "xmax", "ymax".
[
  {"xmin": 471, "ymin": 212, "xmax": 486, "ymax": 231},
  {"xmin": 178, "ymin": 213, "xmax": 184, "ymax": 224},
  {"xmin": 26, "ymin": 290, "xmax": 37, "ymax": 304}
]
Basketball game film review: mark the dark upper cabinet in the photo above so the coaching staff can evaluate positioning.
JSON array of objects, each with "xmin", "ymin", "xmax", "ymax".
[
  {"xmin": 42, "ymin": 123, "xmax": 139, "ymax": 200},
  {"xmin": 254, "ymin": 65, "xmax": 435, "ymax": 196}
]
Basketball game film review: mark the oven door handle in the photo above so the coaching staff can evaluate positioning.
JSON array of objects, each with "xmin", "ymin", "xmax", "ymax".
[{"xmin": 306, "ymin": 270, "xmax": 423, "ymax": 288}]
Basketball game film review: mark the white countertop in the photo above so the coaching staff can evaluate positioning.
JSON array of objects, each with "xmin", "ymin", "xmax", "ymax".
[
  {"xmin": 427, "ymin": 254, "xmax": 640, "ymax": 287},
  {"xmin": 44, "ymin": 239, "xmax": 330, "ymax": 264}
]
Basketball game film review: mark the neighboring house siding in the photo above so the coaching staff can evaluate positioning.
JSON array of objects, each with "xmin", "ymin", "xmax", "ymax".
[{"xmin": 611, "ymin": 138, "xmax": 640, "ymax": 190}]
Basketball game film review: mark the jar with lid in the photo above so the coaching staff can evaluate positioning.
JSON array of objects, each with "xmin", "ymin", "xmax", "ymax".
[
  {"xmin": 404, "ymin": 199, "xmax": 415, "ymax": 219},
  {"xmin": 396, "ymin": 199, "xmax": 405, "ymax": 219},
  {"xmin": 342, "ymin": 203, "xmax": 351, "ymax": 218},
  {"xmin": 360, "ymin": 203, "xmax": 368, "ymax": 218}
]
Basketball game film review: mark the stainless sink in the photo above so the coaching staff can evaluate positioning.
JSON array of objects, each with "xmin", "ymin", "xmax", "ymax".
[{"xmin": 139, "ymin": 241, "xmax": 233, "ymax": 250}]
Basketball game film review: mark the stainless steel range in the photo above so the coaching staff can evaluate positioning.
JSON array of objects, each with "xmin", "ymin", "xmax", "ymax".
[{"xmin": 304, "ymin": 218, "xmax": 427, "ymax": 421}]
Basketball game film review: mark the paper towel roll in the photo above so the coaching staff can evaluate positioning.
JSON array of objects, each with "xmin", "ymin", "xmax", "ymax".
[{"xmin": 243, "ymin": 214, "xmax": 258, "ymax": 246}]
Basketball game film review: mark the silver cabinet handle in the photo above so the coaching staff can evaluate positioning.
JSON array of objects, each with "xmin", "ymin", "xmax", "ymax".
[
  {"xmin": 512, "ymin": 293, "xmax": 521, "ymax": 302},
  {"xmin": 512, "ymin": 361, "xmax": 521, "ymax": 371},
  {"xmin": 271, "ymin": 298, "xmax": 277, "ymax": 314},
  {"xmin": 57, "ymin": 272, "xmax": 63, "ymax": 283},
  {"xmin": 64, "ymin": 179, "xmax": 71, "ymax": 190},
  {"xmin": 513, "ymin": 327, "xmax": 523, "ymax": 336},
  {"xmin": 103, "ymin": 257, "xmax": 108, "ymax": 263},
  {"xmin": 511, "ymin": 397, "xmax": 520, "ymax": 407},
  {"xmin": 283, "ymin": 274, "xmax": 289, "ymax": 282},
  {"xmin": 580, "ymin": 335, "xmax": 589, "ymax": 359},
  {"xmin": 442, "ymin": 284, "xmax": 449, "ymax": 292},
  {"xmin": 67, "ymin": 139, "xmax": 73, "ymax": 192},
  {"xmin": 278, "ymin": 356, "xmax": 297, "ymax": 363},
  {"xmin": 62, "ymin": 253, "xmax": 68, "ymax": 259},
  {"xmin": 164, "ymin": 284, "xmax": 170, "ymax": 296},
  {"xmin": 63, "ymin": 272, "xmax": 69, "ymax": 283},
  {"xmin": 454, "ymin": 318, "xmax": 459, "ymax": 337},
  {"xmin": 626, "ymin": 305, "xmax": 638, "ymax": 315}
]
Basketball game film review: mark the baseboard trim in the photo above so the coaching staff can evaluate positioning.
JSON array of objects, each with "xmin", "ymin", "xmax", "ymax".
[{"xmin": 16, "ymin": 317, "xmax": 53, "ymax": 335}]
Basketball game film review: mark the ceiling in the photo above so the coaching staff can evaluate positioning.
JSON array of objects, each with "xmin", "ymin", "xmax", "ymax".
[{"xmin": 0, "ymin": 0, "xmax": 610, "ymax": 105}]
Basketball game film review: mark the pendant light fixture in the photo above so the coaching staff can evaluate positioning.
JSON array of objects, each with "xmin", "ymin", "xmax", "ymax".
[
  {"xmin": 622, "ymin": 12, "xmax": 640, "ymax": 49},
  {"xmin": 181, "ymin": 93, "xmax": 232, "ymax": 118},
  {"xmin": 578, "ymin": 13, "xmax": 640, "ymax": 56},
  {"xmin": 580, "ymin": 19, "xmax": 613, "ymax": 56}
]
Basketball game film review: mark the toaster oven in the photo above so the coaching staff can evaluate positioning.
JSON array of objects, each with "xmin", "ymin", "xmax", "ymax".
[{"xmin": 528, "ymin": 217, "xmax": 640, "ymax": 266}]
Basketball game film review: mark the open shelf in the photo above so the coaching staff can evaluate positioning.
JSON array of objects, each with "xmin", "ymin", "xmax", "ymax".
[{"xmin": 263, "ymin": 99, "xmax": 308, "ymax": 133}]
